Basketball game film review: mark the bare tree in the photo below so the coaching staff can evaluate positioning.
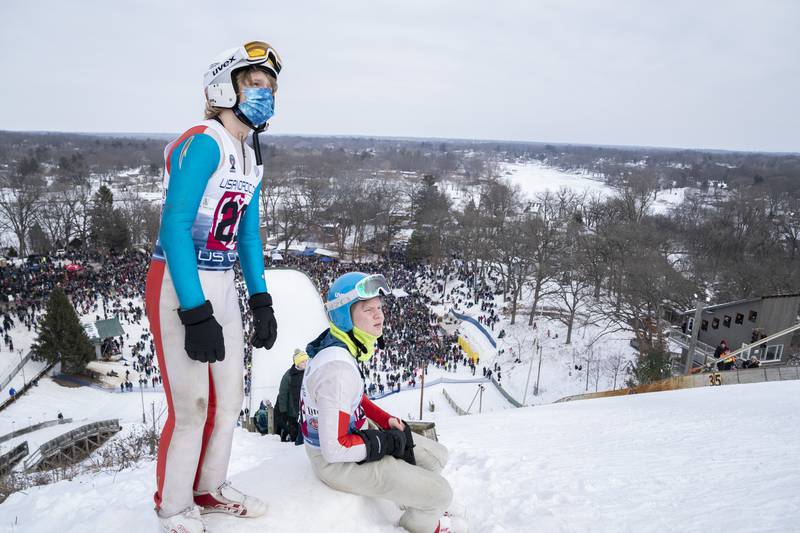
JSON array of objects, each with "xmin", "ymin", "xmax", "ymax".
[
  {"xmin": 68, "ymin": 184, "xmax": 93, "ymax": 251},
  {"xmin": 600, "ymin": 222, "xmax": 690, "ymax": 355},
  {"xmin": 0, "ymin": 176, "xmax": 40, "ymax": 256},
  {"xmin": 276, "ymin": 190, "xmax": 306, "ymax": 254},
  {"xmin": 614, "ymin": 169, "xmax": 658, "ymax": 223},
  {"xmin": 479, "ymin": 179, "xmax": 519, "ymax": 300},
  {"xmin": 526, "ymin": 192, "xmax": 564, "ymax": 325},
  {"xmin": 36, "ymin": 194, "xmax": 70, "ymax": 250},
  {"xmin": 349, "ymin": 186, "xmax": 379, "ymax": 261},
  {"xmin": 119, "ymin": 195, "xmax": 159, "ymax": 246},
  {"xmin": 262, "ymin": 174, "xmax": 290, "ymax": 241},
  {"xmin": 373, "ymin": 179, "xmax": 407, "ymax": 261},
  {"xmin": 300, "ymin": 176, "xmax": 332, "ymax": 229},
  {"xmin": 554, "ymin": 231, "xmax": 594, "ymax": 344},
  {"xmin": 602, "ymin": 353, "xmax": 627, "ymax": 390}
]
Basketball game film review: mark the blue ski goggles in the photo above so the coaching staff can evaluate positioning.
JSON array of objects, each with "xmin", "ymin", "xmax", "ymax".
[{"xmin": 325, "ymin": 274, "xmax": 392, "ymax": 313}]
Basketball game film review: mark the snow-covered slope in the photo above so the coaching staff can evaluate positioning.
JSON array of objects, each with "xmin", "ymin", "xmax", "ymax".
[
  {"xmin": 248, "ymin": 268, "xmax": 329, "ymax": 409},
  {"xmin": 2, "ymin": 380, "xmax": 798, "ymax": 532},
  {"xmin": 3, "ymin": 266, "xmax": 799, "ymax": 532}
]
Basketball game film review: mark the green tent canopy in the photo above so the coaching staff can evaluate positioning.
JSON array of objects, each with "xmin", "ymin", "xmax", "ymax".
[{"xmin": 82, "ymin": 317, "xmax": 125, "ymax": 345}]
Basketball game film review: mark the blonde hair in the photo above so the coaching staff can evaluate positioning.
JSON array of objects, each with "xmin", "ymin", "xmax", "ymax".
[{"xmin": 204, "ymin": 66, "xmax": 278, "ymax": 120}]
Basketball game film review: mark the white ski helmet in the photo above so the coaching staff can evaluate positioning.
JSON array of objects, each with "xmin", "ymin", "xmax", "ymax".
[{"xmin": 203, "ymin": 41, "xmax": 282, "ymax": 108}]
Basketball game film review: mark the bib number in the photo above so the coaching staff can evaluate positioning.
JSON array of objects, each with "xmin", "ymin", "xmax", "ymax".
[{"xmin": 207, "ymin": 192, "xmax": 246, "ymax": 251}]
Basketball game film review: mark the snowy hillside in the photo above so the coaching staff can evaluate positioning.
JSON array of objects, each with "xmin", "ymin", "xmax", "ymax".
[{"xmin": 2, "ymin": 380, "xmax": 798, "ymax": 532}]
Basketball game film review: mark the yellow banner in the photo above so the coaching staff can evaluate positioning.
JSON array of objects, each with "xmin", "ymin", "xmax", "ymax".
[{"xmin": 458, "ymin": 335, "xmax": 479, "ymax": 363}]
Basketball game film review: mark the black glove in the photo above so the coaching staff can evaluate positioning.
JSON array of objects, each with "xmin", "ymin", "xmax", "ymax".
[
  {"xmin": 385, "ymin": 429, "xmax": 407, "ymax": 460},
  {"xmin": 249, "ymin": 292, "xmax": 277, "ymax": 349},
  {"xmin": 177, "ymin": 300, "xmax": 225, "ymax": 363},
  {"xmin": 401, "ymin": 422, "xmax": 416, "ymax": 465},
  {"xmin": 356, "ymin": 429, "xmax": 407, "ymax": 463}
]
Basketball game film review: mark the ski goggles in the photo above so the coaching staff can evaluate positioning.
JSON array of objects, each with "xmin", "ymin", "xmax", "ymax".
[
  {"xmin": 325, "ymin": 274, "xmax": 392, "ymax": 312},
  {"xmin": 243, "ymin": 41, "xmax": 282, "ymax": 76}
]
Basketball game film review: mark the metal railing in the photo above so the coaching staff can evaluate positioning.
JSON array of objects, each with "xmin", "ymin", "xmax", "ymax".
[
  {"xmin": 441, "ymin": 388, "xmax": 468, "ymax": 416},
  {"xmin": 367, "ymin": 376, "xmax": 490, "ymax": 400},
  {"xmin": 0, "ymin": 417, "xmax": 73, "ymax": 445},
  {"xmin": 0, "ymin": 441, "xmax": 29, "ymax": 475},
  {"xmin": 0, "ymin": 362, "xmax": 56, "ymax": 413},
  {"xmin": 0, "ymin": 351, "xmax": 34, "ymax": 391},
  {"xmin": 23, "ymin": 419, "xmax": 121, "ymax": 471},
  {"xmin": 667, "ymin": 329, "xmax": 716, "ymax": 358},
  {"xmin": 488, "ymin": 375, "xmax": 524, "ymax": 408}
]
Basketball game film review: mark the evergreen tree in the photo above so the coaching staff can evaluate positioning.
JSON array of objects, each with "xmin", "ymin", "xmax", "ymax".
[
  {"xmin": 16, "ymin": 153, "xmax": 41, "ymax": 177},
  {"xmin": 108, "ymin": 209, "xmax": 131, "ymax": 252},
  {"xmin": 625, "ymin": 347, "xmax": 672, "ymax": 387},
  {"xmin": 28, "ymin": 222, "xmax": 51, "ymax": 254},
  {"xmin": 89, "ymin": 185, "xmax": 130, "ymax": 251},
  {"xmin": 32, "ymin": 287, "xmax": 95, "ymax": 374},
  {"xmin": 408, "ymin": 175, "xmax": 451, "ymax": 263},
  {"xmin": 89, "ymin": 185, "xmax": 114, "ymax": 249}
]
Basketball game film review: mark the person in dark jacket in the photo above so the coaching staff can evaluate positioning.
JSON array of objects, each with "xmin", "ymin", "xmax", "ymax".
[
  {"xmin": 253, "ymin": 401, "xmax": 270, "ymax": 435},
  {"xmin": 742, "ymin": 355, "xmax": 761, "ymax": 369},
  {"xmin": 276, "ymin": 349, "xmax": 307, "ymax": 442},
  {"xmin": 713, "ymin": 340, "xmax": 728, "ymax": 359}
]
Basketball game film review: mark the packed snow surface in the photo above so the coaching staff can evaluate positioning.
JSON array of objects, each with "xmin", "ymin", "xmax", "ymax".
[{"xmin": 2, "ymin": 380, "xmax": 798, "ymax": 532}]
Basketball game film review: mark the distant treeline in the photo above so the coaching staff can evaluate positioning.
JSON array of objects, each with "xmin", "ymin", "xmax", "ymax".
[{"xmin": 1, "ymin": 130, "xmax": 798, "ymax": 193}]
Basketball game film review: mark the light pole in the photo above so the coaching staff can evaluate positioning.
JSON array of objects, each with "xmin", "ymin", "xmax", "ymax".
[
  {"xmin": 523, "ymin": 339, "xmax": 536, "ymax": 405},
  {"xmin": 139, "ymin": 381, "xmax": 146, "ymax": 424},
  {"xmin": 418, "ymin": 362, "xmax": 425, "ymax": 420},
  {"xmin": 534, "ymin": 345, "xmax": 543, "ymax": 397},
  {"xmin": 19, "ymin": 350, "xmax": 26, "ymax": 387},
  {"xmin": 685, "ymin": 297, "xmax": 705, "ymax": 375}
]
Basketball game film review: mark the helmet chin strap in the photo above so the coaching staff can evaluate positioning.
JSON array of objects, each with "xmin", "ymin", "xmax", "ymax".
[
  {"xmin": 232, "ymin": 105, "xmax": 267, "ymax": 166},
  {"xmin": 252, "ymin": 123, "xmax": 267, "ymax": 166}
]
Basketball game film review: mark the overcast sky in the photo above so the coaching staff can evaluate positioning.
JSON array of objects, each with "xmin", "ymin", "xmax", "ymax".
[{"xmin": 1, "ymin": 0, "xmax": 798, "ymax": 152}]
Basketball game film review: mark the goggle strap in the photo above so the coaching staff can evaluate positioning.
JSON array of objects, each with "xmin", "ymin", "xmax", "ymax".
[
  {"xmin": 324, "ymin": 282, "xmax": 390, "ymax": 313},
  {"xmin": 324, "ymin": 291, "xmax": 359, "ymax": 313}
]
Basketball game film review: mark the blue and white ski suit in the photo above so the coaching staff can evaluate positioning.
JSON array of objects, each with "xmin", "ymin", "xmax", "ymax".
[{"xmin": 144, "ymin": 119, "xmax": 267, "ymax": 516}]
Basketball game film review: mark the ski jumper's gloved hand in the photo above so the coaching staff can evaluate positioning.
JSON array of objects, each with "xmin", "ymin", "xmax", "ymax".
[
  {"xmin": 177, "ymin": 300, "xmax": 225, "ymax": 363},
  {"xmin": 249, "ymin": 292, "xmax": 277, "ymax": 349},
  {"xmin": 356, "ymin": 429, "xmax": 407, "ymax": 463}
]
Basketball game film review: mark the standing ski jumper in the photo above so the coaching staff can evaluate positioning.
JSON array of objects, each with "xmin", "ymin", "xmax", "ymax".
[
  {"xmin": 300, "ymin": 273, "xmax": 454, "ymax": 533},
  {"xmin": 145, "ymin": 41, "xmax": 281, "ymax": 525}
]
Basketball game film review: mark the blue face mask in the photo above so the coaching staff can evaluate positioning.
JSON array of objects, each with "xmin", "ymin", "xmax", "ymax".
[{"xmin": 237, "ymin": 87, "xmax": 274, "ymax": 127}]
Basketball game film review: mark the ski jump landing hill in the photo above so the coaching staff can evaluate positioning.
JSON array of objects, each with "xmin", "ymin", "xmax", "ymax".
[
  {"xmin": 248, "ymin": 268, "xmax": 329, "ymax": 411},
  {"xmin": 449, "ymin": 309, "xmax": 523, "ymax": 407}
]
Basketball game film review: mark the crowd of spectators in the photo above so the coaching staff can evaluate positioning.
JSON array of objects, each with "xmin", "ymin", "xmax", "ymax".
[
  {"xmin": 267, "ymin": 255, "xmax": 479, "ymax": 399},
  {"xmin": 2, "ymin": 248, "xmax": 502, "ymax": 402},
  {"xmin": 0, "ymin": 250, "xmax": 158, "ymax": 387}
]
